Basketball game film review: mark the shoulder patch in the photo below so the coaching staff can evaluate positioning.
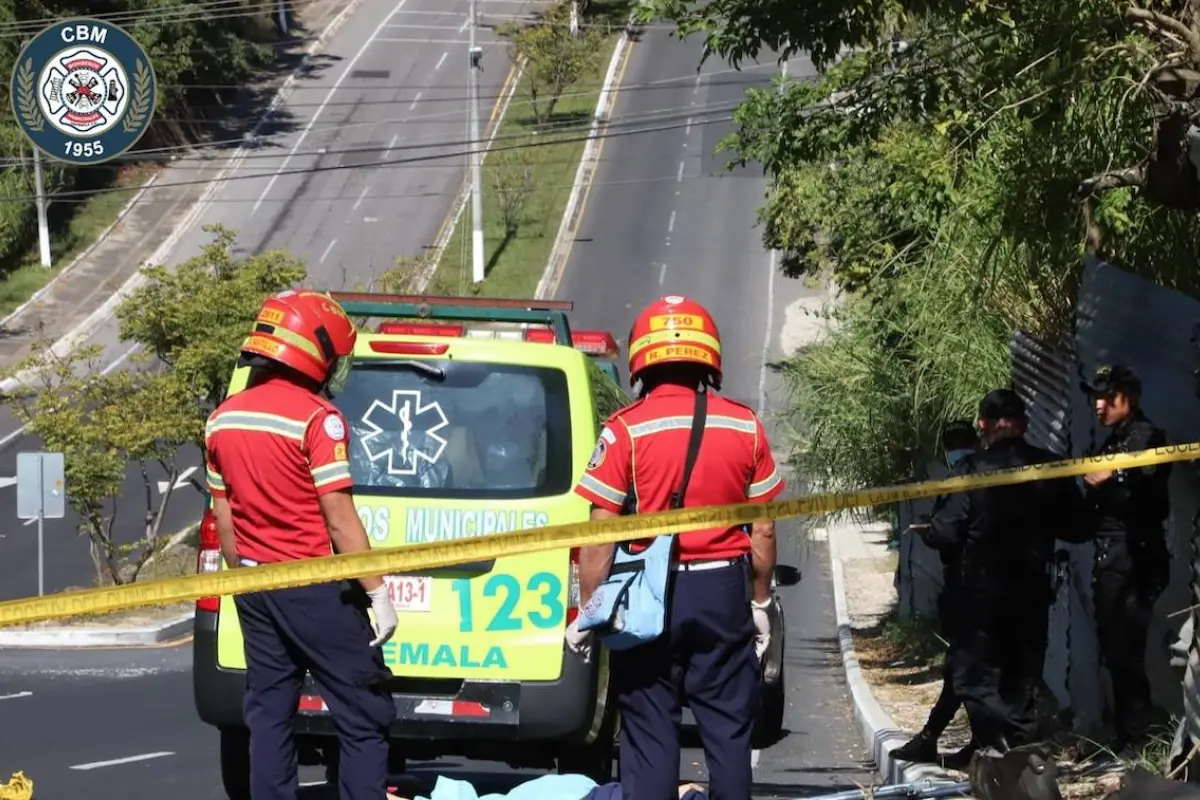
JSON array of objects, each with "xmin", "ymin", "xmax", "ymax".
[
  {"xmin": 323, "ymin": 414, "xmax": 346, "ymax": 442},
  {"xmin": 601, "ymin": 426, "xmax": 617, "ymax": 444},
  {"xmin": 588, "ymin": 439, "xmax": 607, "ymax": 470}
]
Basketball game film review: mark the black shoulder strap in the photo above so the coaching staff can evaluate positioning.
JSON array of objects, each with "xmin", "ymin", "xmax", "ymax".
[{"xmin": 669, "ymin": 389, "xmax": 708, "ymax": 510}]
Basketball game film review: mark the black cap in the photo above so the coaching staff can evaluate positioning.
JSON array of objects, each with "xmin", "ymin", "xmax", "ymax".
[
  {"xmin": 978, "ymin": 388, "xmax": 1026, "ymax": 421},
  {"xmin": 1079, "ymin": 364, "xmax": 1141, "ymax": 397},
  {"xmin": 941, "ymin": 420, "xmax": 978, "ymax": 450}
]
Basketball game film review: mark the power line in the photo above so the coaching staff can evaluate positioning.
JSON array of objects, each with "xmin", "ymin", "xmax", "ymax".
[
  {"xmin": 27, "ymin": 98, "xmax": 737, "ymax": 166},
  {"xmin": 0, "ymin": 0, "xmax": 300, "ymax": 39},
  {"xmin": 0, "ymin": 113, "xmax": 735, "ymax": 203},
  {"xmin": 0, "ymin": 73, "xmax": 764, "ymax": 167},
  {"xmin": 16, "ymin": 171, "xmax": 734, "ymax": 206}
]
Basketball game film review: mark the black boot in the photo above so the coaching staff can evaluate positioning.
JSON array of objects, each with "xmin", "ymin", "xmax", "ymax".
[
  {"xmin": 892, "ymin": 731, "xmax": 940, "ymax": 763},
  {"xmin": 942, "ymin": 740, "xmax": 977, "ymax": 770}
]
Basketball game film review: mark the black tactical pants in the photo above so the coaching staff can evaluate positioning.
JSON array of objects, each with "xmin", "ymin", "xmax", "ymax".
[
  {"xmin": 946, "ymin": 602, "xmax": 1009, "ymax": 750},
  {"xmin": 1000, "ymin": 583, "xmax": 1053, "ymax": 742},
  {"xmin": 1093, "ymin": 536, "xmax": 1165, "ymax": 743}
]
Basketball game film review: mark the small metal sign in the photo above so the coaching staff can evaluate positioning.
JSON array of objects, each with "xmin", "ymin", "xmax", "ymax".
[{"xmin": 17, "ymin": 451, "xmax": 65, "ymax": 520}]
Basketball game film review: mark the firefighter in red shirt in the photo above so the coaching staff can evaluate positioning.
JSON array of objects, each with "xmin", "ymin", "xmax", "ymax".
[
  {"xmin": 205, "ymin": 290, "xmax": 399, "ymax": 800},
  {"xmin": 572, "ymin": 296, "xmax": 785, "ymax": 800}
]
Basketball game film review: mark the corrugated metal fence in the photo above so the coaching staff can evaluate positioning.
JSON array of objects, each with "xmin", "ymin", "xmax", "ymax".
[{"xmin": 896, "ymin": 256, "xmax": 1200, "ymax": 744}]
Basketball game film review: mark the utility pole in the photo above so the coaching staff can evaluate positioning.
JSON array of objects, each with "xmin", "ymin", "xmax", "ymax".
[
  {"xmin": 467, "ymin": 0, "xmax": 485, "ymax": 284},
  {"xmin": 276, "ymin": 0, "xmax": 288, "ymax": 34},
  {"xmin": 32, "ymin": 147, "xmax": 51, "ymax": 268}
]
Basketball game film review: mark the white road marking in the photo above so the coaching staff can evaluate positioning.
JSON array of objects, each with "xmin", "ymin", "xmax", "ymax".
[
  {"xmin": 0, "ymin": 691, "xmax": 32, "ymax": 700},
  {"xmin": 409, "ymin": 91, "xmax": 423, "ymax": 111},
  {"xmin": 376, "ymin": 38, "xmax": 500, "ymax": 44},
  {"xmin": 667, "ymin": 210, "xmax": 675, "ymax": 233},
  {"xmin": 70, "ymin": 752, "xmax": 174, "ymax": 771},
  {"xmin": 0, "ymin": 342, "xmax": 136, "ymax": 448},
  {"xmin": 757, "ymin": 249, "xmax": 777, "ymax": 416},
  {"xmin": 299, "ymin": 780, "xmax": 326, "ymax": 787},
  {"xmin": 0, "ymin": 477, "xmax": 15, "ymax": 488},
  {"xmin": 435, "ymin": 51, "xmax": 448, "ymax": 70},
  {"xmin": 388, "ymin": 133, "xmax": 399, "ymax": 150},
  {"xmin": 320, "ymin": 239, "xmax": 338, "ymax": 264},
  {"xmin": 676, "ymin": 161, "xmax": 684, "ymax": 182},
  {"xmin": 684, "ymin": 116, "xmax": 692, "ymax": 136},
  {"xmin": 658, "ymin": 263, "xmax": 667, "ymax": 285},
  {"xmin": 353, "ymin": 185, "xmax": 370, "ymax": 210},
  {"xmin": 751, "ymin": 748, "xmax": 761, "ymax": 769},
  {"xmin": 459, "ymin": 16, "xmax": 469, "ymax": 33},
  {"xmin": 22, "ymin": 517, "xmax": 35, "ymax": 527},
  {"xmin": 252, "ymin": 0, "xmax": 413, "ymax": 215},
  {"xmin": 156, "ymin": 465, "xmax": 199, "ymax": 495}
]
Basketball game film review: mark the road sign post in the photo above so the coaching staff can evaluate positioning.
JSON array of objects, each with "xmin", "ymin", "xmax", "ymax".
[{"xmin": 17, "ymin": 451, "xmax": 65, "ymax": 597}]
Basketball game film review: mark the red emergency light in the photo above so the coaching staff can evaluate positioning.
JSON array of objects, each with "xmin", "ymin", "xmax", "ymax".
[
  {"xmin": 524, "ymin": 329, "xmax": 620, "ymax": 358},
  {"xmin": 376, "ymin": 322, "xmax": 466, "ymax": 337},
  {"xmin": 369, "ymin": 341, "xmax": 450, "ymax": 356}
]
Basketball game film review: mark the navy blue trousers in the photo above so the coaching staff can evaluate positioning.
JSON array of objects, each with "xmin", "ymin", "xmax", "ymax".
[
  {"xmin": 235, "ymin": 581, "xmax": 396, "ymax": 800},
  {"xmin": 611, "ymin": 565, "xmax": 759, "ymax": 800}
]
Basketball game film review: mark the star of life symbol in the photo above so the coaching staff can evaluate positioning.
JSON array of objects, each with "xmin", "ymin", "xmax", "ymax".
[
  {"xmin": 359, "ymin": 390, "xmax": 450, "ymax": 476},
  {"xmin": 40, "ymin": 47, "xmax": 127, "ymax": 135}
]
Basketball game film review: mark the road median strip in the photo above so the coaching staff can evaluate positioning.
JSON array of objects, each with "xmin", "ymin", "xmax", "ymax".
[{"xmin": 426, "ymin": 1, "xmax": 634, "ymax": 298}]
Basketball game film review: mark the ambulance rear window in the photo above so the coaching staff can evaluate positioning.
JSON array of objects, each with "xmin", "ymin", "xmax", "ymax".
[{"xmin": 332, "ymin": 359, "xmax": 573, "ymax": 500}]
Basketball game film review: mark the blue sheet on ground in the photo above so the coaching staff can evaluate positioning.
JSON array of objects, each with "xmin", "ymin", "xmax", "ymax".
[
  {"xmin": 413, "ymin": 775, "xmax": 709, "ymax": 800},
  {"xmin": 417, "ymin": 774, "xmax": 599, "ymax": 800}
]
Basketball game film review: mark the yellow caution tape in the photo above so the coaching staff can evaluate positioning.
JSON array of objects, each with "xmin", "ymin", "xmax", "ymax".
[
  {"xmin": 0, "ymin": 772, "xmax": 32, "ymax": 800},
  {"xmin": 0, "ymin": 442, "xmax": 1196, "ymax": 628}
]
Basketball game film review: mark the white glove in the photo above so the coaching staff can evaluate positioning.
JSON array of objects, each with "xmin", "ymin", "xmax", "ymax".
[
  {"xmin": 751, "ymin": 597, "xmax": 772, "ymax": 661},
  {"xmin": 565, "ymin": 618, "xmax": 593, "ymax": 662},
  {"xmin": 366, "ymin": 585, "xmax": 398, "ymax": 648}
]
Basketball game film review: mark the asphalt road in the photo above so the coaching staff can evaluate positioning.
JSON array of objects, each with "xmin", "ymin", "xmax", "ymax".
[
  {"xmin": 0, "ymin": 553, "xmax": 867, "ymax": 798},
  {"xmin": 553, "ymin": 27, "xmax": 874, "ymax": 793},
  {"xmin": 0, "ymin": 0, "xmax": 523, "ymax": 599}
]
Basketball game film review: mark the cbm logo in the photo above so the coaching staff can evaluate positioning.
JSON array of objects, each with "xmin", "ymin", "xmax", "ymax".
[{"xmin": 11, "ymin": 19, "xmax": 157, "ymax": 165}]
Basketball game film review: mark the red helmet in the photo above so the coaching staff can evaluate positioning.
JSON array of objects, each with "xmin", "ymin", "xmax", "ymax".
[
  {"xmin": 627, "ymin": 295, "xmax": 722, "ymax": 386},
  {"xmin": 241, "ymin": 290, "xmax": 357, "ymax": 383}
]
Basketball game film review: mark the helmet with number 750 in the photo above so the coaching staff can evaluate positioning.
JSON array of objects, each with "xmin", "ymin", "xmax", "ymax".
[
  {"xmin": 240, "ymin": 290, "xmax": 357, "ymax": 383},
  {"xmin": 627, "ymin": 295, "xmax": 722, "ymax": 388}
]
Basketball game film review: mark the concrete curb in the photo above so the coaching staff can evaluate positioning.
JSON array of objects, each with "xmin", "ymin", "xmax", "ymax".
[
  {"xmin": 0, "ymin": 613, "xmax": 193, "ymax": 649},
  {"xmin": 535, "ymin": 15, "xmax": 639, "ymax": 300},
  {"xmin": 0, "ymin": 522, "xmax": 199, "ymax": 649},
  {"xmin": 0, "ymin": 0, "xmax": 365, "ymax": 394},
  {"xmin": 826, "ymin": 521, "xmax": 964, "ymax": 788}
]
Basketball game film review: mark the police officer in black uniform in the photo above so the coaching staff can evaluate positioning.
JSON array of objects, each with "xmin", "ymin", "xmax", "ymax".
[
  {"xmin": 917, "ymin": 389, "xmax": 1068, "ymax": 754},
  {"xmin": 897, "ymin": 398, "xmax": 1075, "ymax": 762},
  {"xmin": 892, "ymin": 421, "xmax": 979, "ymax": 767},
  {"xmin": 1078, "ymin": 364, "xmax": 1171, "ymax": 750}
]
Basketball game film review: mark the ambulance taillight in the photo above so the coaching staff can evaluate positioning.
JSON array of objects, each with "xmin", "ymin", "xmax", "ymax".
[{"xmin": 196, "ymin": 508, "xmax": 221, "ymax": 613}]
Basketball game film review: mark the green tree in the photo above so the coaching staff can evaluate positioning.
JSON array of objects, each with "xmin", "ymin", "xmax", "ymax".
[
  {"xmin": 0, "ymin": 226, "xmax": 305, "ymax": 585},
  {"xmin": 4, "ymin": 347, "xmax": 202, "ymax": 585},
  {"xmin": 502, "ymin": 2, "xmax": 607, "ymax": 126},
  {"xmin": 115, "ymin": 225, "xmax": 306, "ymax": 414},
  {"xmin": 640, "ymin": 0, "xmax": 1200, "ymax": 487}
]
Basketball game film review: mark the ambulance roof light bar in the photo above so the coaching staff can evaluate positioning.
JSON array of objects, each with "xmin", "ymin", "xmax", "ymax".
[
  {"xmin": 327, "ymin": 291, "xmax": 573, "ymax": 344},
  {"xmin": 524, "ymin": 328, "xmax": 620, "ymax": 358}
]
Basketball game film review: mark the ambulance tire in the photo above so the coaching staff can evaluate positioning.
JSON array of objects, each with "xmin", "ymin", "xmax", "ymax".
[
  {"xmin": 558, "ymin": 744, "xmax": 615, "ymax": 784},
  {"xmin": 752, "ymin": 668, "xmax": 786, "ymax": 748},
  {"xmin": 219, "ymin": 727, "xmax": 252, "ymax": 800},
  {"xmin": 558, "ymin": 709, "xmax": 618, "ymax": 783}
]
